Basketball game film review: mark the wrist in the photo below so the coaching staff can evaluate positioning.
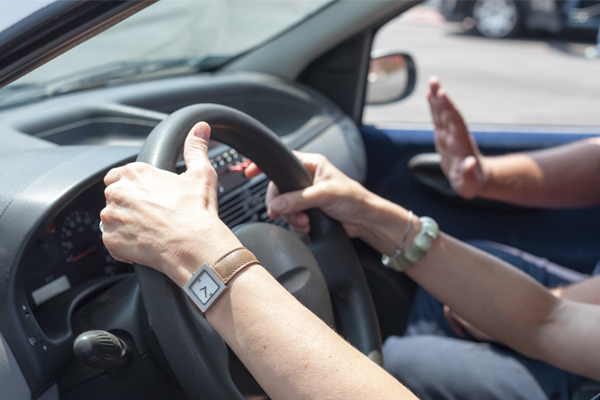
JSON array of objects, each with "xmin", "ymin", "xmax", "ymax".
[
  {"xmin": 166, "ymin": 222, "xmax": 244, "ymax": 288},
  {"xmin": 184, "ymin": 247, "xmax": 260, "ymax": 315},
  {"xmin": 476, "ymin": 156, "xmax": 494, "ymax": 198},
  {"xmin": 205, "ymin": 262, "xmax": 267, "ymax": 318},
  {"xmin": 382, "ymin": 216, "xmax": 439, "ymax": 272},
  {"xmin": 358, "ymin": 195, "xmax": 417, "ymax": 256}
]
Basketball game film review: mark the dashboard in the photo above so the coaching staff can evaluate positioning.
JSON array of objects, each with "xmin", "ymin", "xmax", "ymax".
[{"xmin": 0, "ymin": 71, "xmax": 367, "ymax": 398}]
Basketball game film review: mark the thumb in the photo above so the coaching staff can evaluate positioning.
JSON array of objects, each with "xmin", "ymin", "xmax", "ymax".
[
  {"xmin": 461, "ymin": 155, "xmax": 478, "ymax": 176},
  {"xmin": 456, "ymin": 155, "xmax": 480, "ymax": 198},
  {"xmin": 183, "ymin": 122, "xmax": 212, "ymax": 174}
]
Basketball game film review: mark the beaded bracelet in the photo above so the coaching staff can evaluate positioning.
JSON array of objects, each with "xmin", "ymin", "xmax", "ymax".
[
  {"xmin": 381, "ymin": 210, "xmax": 413, "ymax": 270},
  {"xmin": 382, "ymin": 215, "xmax": 439, "ymax": 272}
]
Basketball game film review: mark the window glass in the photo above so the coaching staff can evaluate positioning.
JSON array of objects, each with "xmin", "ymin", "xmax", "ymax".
[
  {"xmin": 0, "ymin": 0, "xmax": 330, "ymax": 108},
  {"xmin": 365, "ymin": 3, "xmax": 600, "ymax": 130}
]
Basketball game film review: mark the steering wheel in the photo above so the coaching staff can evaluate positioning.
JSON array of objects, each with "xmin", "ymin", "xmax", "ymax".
[{"xmin": 135, "ymin": 104, "xmax": 381, "ymax": 399}]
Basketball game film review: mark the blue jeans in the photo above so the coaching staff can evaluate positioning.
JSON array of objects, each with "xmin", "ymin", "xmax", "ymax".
[{"xmin": 383, "ymin": 240, "xmax": 595, "ymax": 400}]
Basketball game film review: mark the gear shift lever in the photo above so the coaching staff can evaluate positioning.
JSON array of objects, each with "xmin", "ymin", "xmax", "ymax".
[{"xmin": 73, "ymin": 330, "xmax": 132, "ymax": 370}]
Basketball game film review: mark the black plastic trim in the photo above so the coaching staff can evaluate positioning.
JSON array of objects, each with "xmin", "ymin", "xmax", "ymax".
[
  {"xmin": 0, "ymin": 1, "xmax": 155, "ymax": 88},
  {"xmin": 0, "ymin": 146, "xmax": 137, "ymax": 397}
]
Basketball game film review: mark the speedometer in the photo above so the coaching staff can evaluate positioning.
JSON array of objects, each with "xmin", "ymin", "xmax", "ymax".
[{"xmin": 60, "ymin": 210, "xmax": 118, "ymax": 275}]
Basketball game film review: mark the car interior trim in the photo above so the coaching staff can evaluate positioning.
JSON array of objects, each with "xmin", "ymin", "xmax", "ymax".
[{"xmin": 0, "ymin": 331, "xmax": 30, "ymax": 399}]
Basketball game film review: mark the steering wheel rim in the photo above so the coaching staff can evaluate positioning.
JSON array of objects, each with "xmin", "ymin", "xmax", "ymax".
[{"xmin": 135, "ymin": 104, "xmax": 381, "ymax": 399}]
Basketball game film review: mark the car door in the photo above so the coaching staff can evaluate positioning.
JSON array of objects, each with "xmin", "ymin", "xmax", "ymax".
[
  {"xmin": 360, "ymin": 124, "xmax": 600, "ymax": 275},
  {"xmin": 317, "ymin": 4, "xmax": 600, "ymax": 342},
  {"xmin": 359, "ymin": 5, "xmax": 600, "ymax": 277}
]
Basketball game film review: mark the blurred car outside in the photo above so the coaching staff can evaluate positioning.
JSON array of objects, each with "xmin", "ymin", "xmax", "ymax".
[{"xmin": 439, "ymin": 0, "xmax": 600, "ymax": 39}]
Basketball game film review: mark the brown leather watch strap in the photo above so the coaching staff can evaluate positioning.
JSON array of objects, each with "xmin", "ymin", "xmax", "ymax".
[
  {"xmin": 211, "ymin": 247, "xmax": 259, "ymax": 284},
  {"xmin": 185, "ymin": 247, "xmax": 259, "ymax": 317}
]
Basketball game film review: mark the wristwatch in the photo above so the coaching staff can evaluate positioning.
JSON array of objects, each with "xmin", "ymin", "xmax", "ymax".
[
  {"xmin": 383, "ymin": 216, "xmax": 439, "ymax": 272},
  {"xmin": 183, "ymin": 247, "xmax": 259, "ymax": 315}
]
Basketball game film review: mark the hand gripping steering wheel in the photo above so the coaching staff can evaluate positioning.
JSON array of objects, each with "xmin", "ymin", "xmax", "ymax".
[{"xmin": 135, "ymin": 104, "xmax": 381, "ymax": 399}]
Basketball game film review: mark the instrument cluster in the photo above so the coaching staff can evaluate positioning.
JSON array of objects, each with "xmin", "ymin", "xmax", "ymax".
[
  {"xmin": 24, "ymin": 182, "xmax": 133, "ymax": 312},
  {"xmin": 23, "ymin": 144, "xmax": 254, "ymax": 312}
]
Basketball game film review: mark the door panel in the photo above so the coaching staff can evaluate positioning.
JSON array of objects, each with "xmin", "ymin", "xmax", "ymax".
[{"xmin": 360, "ymin": 125, "xmax": 600, "ymax": 274}]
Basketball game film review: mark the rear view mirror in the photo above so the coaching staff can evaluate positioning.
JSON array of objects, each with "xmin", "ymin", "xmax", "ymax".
[{"xmin": 366, "ymin": 51, "xmax": 416, "ymax": 105}]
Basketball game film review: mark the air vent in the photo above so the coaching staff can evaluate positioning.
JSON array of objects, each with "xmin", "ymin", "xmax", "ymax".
[{"xmin": 218, "ymin": 176, "xmax": 286, "ymax": 228}]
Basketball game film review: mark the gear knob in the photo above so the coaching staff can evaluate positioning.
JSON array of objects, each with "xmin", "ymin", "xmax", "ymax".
[{"xmin": 73, "ymin": 330, "xmax": 132, "ymax": 370}]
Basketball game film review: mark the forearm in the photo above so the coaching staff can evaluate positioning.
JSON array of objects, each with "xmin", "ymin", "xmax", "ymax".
[
  {"xmin": 205, "ymin": 264, "xmax": 416, "ymax": 400},
  {"xmin": 357, "ymin": 194, "xmax": 418, "ymax": 257},
  {"xmin": 553, "ymin": 275, "xmax": 600, "ymax": 304},
  {"xmin": 167, "ymin": 225, "xmax": 414, "ymax": 400},
  {"xmin": 408, "ymin": 234, "xmax": 559, "ymax": 356},
  {"xmin": 478, "ymin": 137, "xmax": 600, "ymax": 208},
  {"xmin": 358, "ymin": 195, "xmax": 600, "ymax": 378},
  {"xmin": 358, "ymin": 199, "xmax": 559, "ymax": 357}
]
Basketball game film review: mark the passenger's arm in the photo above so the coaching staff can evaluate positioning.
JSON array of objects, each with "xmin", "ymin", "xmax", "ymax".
[
  {"xmin": 477, "ymin": 138, "xmax": 600, "ymax": 208},
  {"xmin": 429, "ymin": 77, "xmax": 600, "ymax": 208},
  {"xmin": 444, "ymin": 275, "xmax": 600, "ymax": 342},
  {"xmin": 409, "ymin": 230, "xmax": 600, "ymax": 381},
  {"xmin": 552, "ymin": 275, "xmax": 600, "ymax": 304},
  {"xmin": 101, "ymin": 122, "xmax": 416, "ymax": 400},
  {"xmin": 356, "ymin": 192, "xmax": 600, "ymax": 381},
  {"xmin": 258, "ymin": 152, "xmax": 600, "ymax": 381}
]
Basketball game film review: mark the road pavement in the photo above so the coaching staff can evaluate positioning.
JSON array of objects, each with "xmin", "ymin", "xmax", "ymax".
[{"xmin": 364, "ymin": 5, "xmax": 600, "ymax": 131}]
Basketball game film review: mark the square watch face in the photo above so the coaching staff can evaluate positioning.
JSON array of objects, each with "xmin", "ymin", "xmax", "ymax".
[{"xmin": 183, "ymin": 263, "xmax": 226, "ymax": 313}]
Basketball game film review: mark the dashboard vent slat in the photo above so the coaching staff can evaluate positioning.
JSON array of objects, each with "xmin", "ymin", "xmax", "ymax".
[{"xmin": 218, "ymin": 176, "xmax": 285, "ymax": 228}]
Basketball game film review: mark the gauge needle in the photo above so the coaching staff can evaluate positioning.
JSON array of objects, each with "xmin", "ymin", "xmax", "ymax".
[{"xmin": 70, "ymin": 247, "xmax": 94, "ymax": 262}]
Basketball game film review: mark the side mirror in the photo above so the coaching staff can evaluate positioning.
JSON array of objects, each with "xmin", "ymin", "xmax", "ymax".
[{"xmin": 365, "ymin": 51, "xmax": 416, "ymax": 105}]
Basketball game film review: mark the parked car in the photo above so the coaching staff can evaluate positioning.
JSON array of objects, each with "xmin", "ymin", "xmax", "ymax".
[
  {"xmin": 0, "ymin": 1, "xmax": 598, "ymax": 399},
  {"xmin": 440, "ymin": 0, "xmax": 600, "ymax": 38}
]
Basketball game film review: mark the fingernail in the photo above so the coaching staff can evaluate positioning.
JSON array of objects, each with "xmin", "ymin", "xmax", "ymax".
[
  {"xmin": 194, "ymin": 122, "xmax": 209, "ymax": 141},
  {"xmin": 271, "ymin": 197, "xmax": 288, "ymax": 212}
]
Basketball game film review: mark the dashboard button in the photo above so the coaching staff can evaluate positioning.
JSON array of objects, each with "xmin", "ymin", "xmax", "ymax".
[{"xmin": 25, "ymin": 313, "xmax": 44, "ymax": 344}]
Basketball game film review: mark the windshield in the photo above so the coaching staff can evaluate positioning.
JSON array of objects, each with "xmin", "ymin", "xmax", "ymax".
[{"xmin": 0, "ymin": 0, "xmax": 331, "ymax": 107}]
